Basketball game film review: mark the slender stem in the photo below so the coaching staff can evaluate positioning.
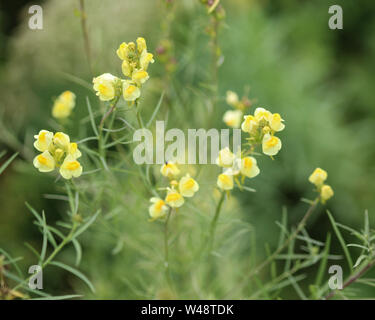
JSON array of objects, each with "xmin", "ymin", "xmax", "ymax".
[
  {"xmin": 224, "ymin": 197, "xmax": 319, "ymax": 298},
  {"xmin": 164, "ymin": 208, "xmax": 172, "ymax": 272},
  {"xmin": 325, "ymin": 258, "xmax": 375, "ymax": 300},
  {"xmin": 79, "ymin": 0, "xmax": 93, "ymax": 76},
  {"xmin": 99, "ymin": 96, "xmax": 120, "ymax": 130},
  {"xmin": 12, "ymin": 223, "xmax": 78, "ymax": 292},
  {"xmin": 208, "ymin": 191, "xmax": 226, "ymax": 251},
  {"xmin": 135, "ymin": 100, "xmax": 143, "ymax": 129}
]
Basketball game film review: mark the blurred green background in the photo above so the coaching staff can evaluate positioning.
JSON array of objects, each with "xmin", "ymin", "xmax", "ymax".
[{"xmin": 1, "ymin": 0, "xmax": 375, "ymax": 299}]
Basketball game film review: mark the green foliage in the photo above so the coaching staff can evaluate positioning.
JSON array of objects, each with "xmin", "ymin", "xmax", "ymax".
[{"xmin": 0, "ymin": 0, "xmax": 374, "ymax": 299}]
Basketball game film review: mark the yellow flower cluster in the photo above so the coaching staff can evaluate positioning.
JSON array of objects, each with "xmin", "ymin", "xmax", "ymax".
[
  {"xmin": 218, "ymin": 102, "xmax": 284, "ymax": 192},
  {"xmin": 215, "ymin": 147, "xmax": 260, "ymax": 191},
  {"xmin": 52, "ymin": 91, "xmax": 76, "ymax": 119},
  {"xmin": 242, "ymin": 107, "xmax": 285, "ymax": 157},
  {"xmin": 93, "ymin": 37, "xmax": 154, "ymax": 103},
  {"xmin": 222, "ymin": 90, "xmax": 252, "ymax": 128},
  {"xmin": 33, "ymin": 130, "xmax": 83, "ymax": 180},
  {"xmin": 148, "ymin": 161, "xmax": 199, "ymax": 220},
  {"xmin": 309, "ymin": 168, "xmax": 334, "ymax": 203}
]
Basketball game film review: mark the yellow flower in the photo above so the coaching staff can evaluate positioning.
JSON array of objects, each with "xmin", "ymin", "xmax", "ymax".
[
  {"xmin": 308, "ymin": 168, "xmax": 328, "ymax": 187},
  {"xmin": 52, "ymin": 91, "xmax": 76, "ymax": 119},
  {"xmin": 136, "ymin": 37, "xmax": 147, "ymax": 54},
  {"xmin": 123, "ymin": 81, "xmax": 141, "ymax": 101},
  {"xmin": 58, "ymin": 91, "xmax": 76, "ymax": 109},
  {"xmin": 132, "ymin": 69, "xmax": 149, "ymax": 85},
  {"xmin": 149, "ymin": 197, "xmax": 168, "ymax": 220},
  {"xmin": 116, "ymin": 42, "xmax": 130, "ymax": 60},
  {"xmin": 68, "ymin": 142, "xmax": 82, "ymax": 159},
  {"xmin": 140, "ymin": 49, "xmax": 154, "ymax": 71},
  {"xmin": 33, "ymin": 151, "xmax": 55, "ymax": 172},
  {"xmin": 93, "ymin": 73, "xmax": 117, "ymax": 101},
  {"xmin": 321, "ymin": 184, "xmax": 334, "ymax": 203},
  {"xmin": 52, "ymin": 102, "xmax": 71, "ymax": 119},
  {"xmin": 262, "ymin": 133, "xmax": 282, "ymax": 156},
  {"xmin": 53, "ymin": 132, "xmax": 70, "ymax": 150},
  {"xmin": 217, "ymin": 173, "xmax": 234, "ymax": 191},
  {"xmin": 241, "ymin": 115, "xmax": 257, "ymax": 133},
  {"xmin": 269, "ymin": 113, "xmax": 285, "ymax": 132},
  {"xmin": 160, "ymin": 161, "xmax": 180, "ymax": 178},
  {"xmin": 165, "ymin": 189, "xmax": 184, "ymax": 208},
  {"xmin": 223, "ymin": 110, "xmax": 243, "ymax": 128},
  {"xmin": 226, "ymin": 90, "xmax": 239, "ymax": 107},
  {"xmin": 121, "ymin": 60, "xmax": 132, "ymax": 77},
  {"xmin": 216, "ymin": 147, "xmax": 235, "ymax": 168},
  {"xmin": 178, "ymin": 174, "xmax": 199, "ymax": 197},
  {"xmin": 59, "ymin": 155, "xmax": 83, "ymax": 180},
  {"xmin": 33, "ymin": 130, "xmax": 53, "ymax": 152},
  {"xmin": 254, "ymin": 107, "xmax": 272, "ymax": 122},
  {"xmin": 240, "ymin": 156, "xmax": 260, "ymax": 178}
]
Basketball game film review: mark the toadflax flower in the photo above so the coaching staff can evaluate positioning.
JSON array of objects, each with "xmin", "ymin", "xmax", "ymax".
[
  {"xmin": 241, "ymin": 115, "xmax": 257, "ymax": 133},
  {"xmin": 178, "ymin": 174, "xmax": 199, "ymax": 197},
  {"xmin": 216, "ymin": 147, "xmax": 235, "ymax": 168},
  {"xmin": 34, "ymin": 130, "xmax": 53, "ymax": 152},
  {"xmin": 308, "ymin": 167, "xmax": 328, "ymax": 187},
  {"xmin": 240, "ymin": 156, "xmax": 260, "ymax": 178},
  {"xmin": 59, "ymin": 155, "xmax": 83, "ymax": 180},
  {"xmin": 33, "ymin": 130, "xmax": 83, "ymax": 180},
  {"xmin": 93, "ymin": 73, "xmax": 118, "ymax": 101},
  {"xmin": 149, "ymin": 197, "xmax": 168, "ymax": 220},
  {"xmin": 217, "ymin": 172, "xmax": 234, "ymax": 191},
  {"xmin": 241, "ymin": 107, "xmax": 285, "ymax": 157},
  {"xmin": 114, "ymin": 37, "xmax": 154, "ymax": 104},
  {"xmin": 308, "ymin": 168, "xmax": 334, "ymax": 203},
  {"xmin": 320, "ymin": 184, "xmax": 334, "ymax": 203},
  {"xmin": 223, "ymin": 110, "xmax": 243, "ymax": 128},
  {"xmin": 165, "ymin": 188, "xmax": 185, "ymax": 208},
  {"xmin": 160, "ymin": 161, "xmax": 180, "ymax": 178},
  {"xmin": 226, "ymin": 90, "xmax": 239, "ymax": 107},
  {"xmin": 52, "ymin": 90, "xmax": 76, "ymax": 119},
  {"xmin": 269, "ymin": 113, "xmax": 285, "ymax": 132},
  {"xmin": 123, "ymin": 80, "xmax": 141, "ymax": 101},
  {"xmin": 262, "ymin": 133, "xmax": 282, "ymax": 156},
  {"xmin": 33, "ymin": 150, "xmax": 55, "ymax": 172}
]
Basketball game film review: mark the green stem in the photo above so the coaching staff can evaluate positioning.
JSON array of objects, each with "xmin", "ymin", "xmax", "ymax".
[
  {"xmin": 208, "ymin": 191, "xmax": 225, "ymax": 251},
  {"xmin": 79, "ymin": 0, "xmax": 93, "ymax": 76},
  {"xmin": 325, "ymin": 258, "xmax": 375, "ymax": 300},
  {"xmin": 135, "ymin": 100, "xmax": 143, "ymax": 129},
  {"xmin": 224, "ymin": 197, "xmax": 319, "ymax": 298},
  {"xmin": 12, "ymin": 223, "xmax": 78, "ymax": 293},
  {"xmin": 164, "ymin": 208, "xmax": 172, "ymax": 272}
]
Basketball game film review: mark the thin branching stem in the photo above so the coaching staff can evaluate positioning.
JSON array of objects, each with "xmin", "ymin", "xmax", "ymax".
[
  {"xmin": 325, "ymin": 258, "xmax": 375, "ymax": 300},
  {"xmin": 224, "ymin": 197, "xmax": 320, "ymax": 298},
  {"xmin": 208, "ymin": 191, "xmax": 226, "ymax": 251},
  {"xmin": 12, "ymin": 223, "xmax": 78, "ymax": 292},
  {"xmin": 79, "ymin": 0, "xmax": 93, "ymax": 76}
]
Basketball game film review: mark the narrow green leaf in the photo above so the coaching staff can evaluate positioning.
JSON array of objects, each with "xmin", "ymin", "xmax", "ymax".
[
  {"xmin": 73, "ymin": 210, "xmax": 101, "ymax": 239},
  {"xmin": 327, "ymin": 210, "xmax": 353, "ymax": 270},
  {"xmin": 314, "ymin": 233, "xmax": 331, "ymax": 289},
  {"xmin": 146, "ymin": 91, "xmax": 165, "ymax": 128},
  {"xmin": 31, "ymin": 294, "xmax": 83, "ymax": 300},
  {"xmin": 72, "ymin": 239, "xmax": 82, "ymax": 267},
  {"xmin": 50, "ymin": 261, "xmax": 95, "ymax": 293},
  {"xmin": 0, "ymin": 152, "xmax": 19, "ymax": 175},
  {"xmin": 39, "ymin": 211, "xmax": 48, "ymax": 264},
  {"xmin": 86, "ymin": 97, "xmax": 99, "ymax": 137},
  {"xmin": 0, "ymin": 249, "xmax": 23, "ymax": 277}
]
